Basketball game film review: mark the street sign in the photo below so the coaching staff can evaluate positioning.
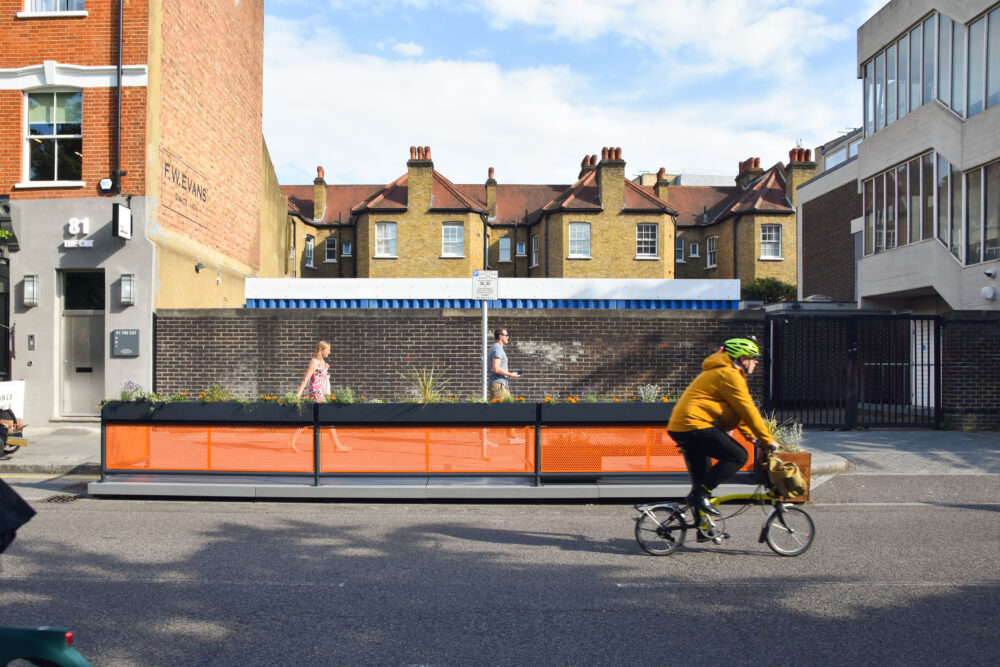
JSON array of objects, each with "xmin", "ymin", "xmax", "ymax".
[{"xmin": 472, "ymin": 270, "xmax": 498, "ymax": 300}]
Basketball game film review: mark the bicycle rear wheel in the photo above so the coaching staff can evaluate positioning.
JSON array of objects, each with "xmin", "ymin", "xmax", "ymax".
[
  {"xmin": 764, "ymin": 506, "xmax": 815, "ymax": 556},
  {"xmin": 635, "ymin": 506, "xmax": 687, "ymax": 555}
]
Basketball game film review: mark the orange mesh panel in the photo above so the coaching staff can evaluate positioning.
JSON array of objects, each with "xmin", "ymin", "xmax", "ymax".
[
  {"xmin": 540, "ymin": 426, "xmax": 755, "ymax": 473},
  {"xmin": 320, "ymin": 425, "xmax": 535, "ymax": 473},
  {"xmin": 105, "ymin": 424, "xmax": 313, "ymax": 472}
]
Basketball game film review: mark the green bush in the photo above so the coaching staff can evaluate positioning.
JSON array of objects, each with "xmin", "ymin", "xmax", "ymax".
[{"xmin": 741, "ymin": 277, "xmax": 796, "ymax": 304}]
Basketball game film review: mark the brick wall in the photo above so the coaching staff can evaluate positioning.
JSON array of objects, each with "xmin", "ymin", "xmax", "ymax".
[
  {"xmin": 153, "ymin": 309, "xmax": 765, "ymax": 402},
  {"xmin": 941, "ymin": 311, "xmax": 1000, "ymax": 429},
  {"xmin": 801, "ymin": 180, "xmax": 860, "ymax": 301}
]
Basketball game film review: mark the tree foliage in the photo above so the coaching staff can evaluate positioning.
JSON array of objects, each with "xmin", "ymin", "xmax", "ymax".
[{"xmin": 741, "ymin": 277, "xmax": 797, "ymax": 304}]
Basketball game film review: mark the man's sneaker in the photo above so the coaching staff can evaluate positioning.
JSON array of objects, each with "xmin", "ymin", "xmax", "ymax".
[{"xmin": 686, "ymin": 492, "xmax": 721, "ymax": 517}]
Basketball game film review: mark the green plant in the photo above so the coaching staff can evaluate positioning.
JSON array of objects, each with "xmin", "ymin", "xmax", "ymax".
[
  {"xmin": 637, "ymin": 384, "xmax": 660, "ymax": 402},
  {"xmin": 200, "ymin": 383, "xmax": 235, "ymax": 402},
  {"xmin": 332, "ymin": 386, "xmax": 355, "ymax": 404},
  {"xmin": 583, "ymin": 393, "xmax": 598, "ymax": 403},
  {"xmin": 741, "ymin": 277, "xmax": 797, "ymax": 304},
  {"xmin": 401, "ymin": 365, "xmax": 449, "ymax": 404},
  {"xmin": 763, "ymin": 412, "xmax": 803, "ymax": 452},
  {"xmin": 119, "ymin": 380, "xmax": 150, "ymax": 402}
]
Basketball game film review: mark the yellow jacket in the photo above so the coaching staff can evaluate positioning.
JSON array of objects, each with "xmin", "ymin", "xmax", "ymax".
[{"xmin": 667, "ymin": 349, "xmax": 775, "ymax": 445}]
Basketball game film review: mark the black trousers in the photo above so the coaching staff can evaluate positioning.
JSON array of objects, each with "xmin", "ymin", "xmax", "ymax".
[{"xmin": 668, "ymin": 427, "xmax": 749, "ymax": 494}]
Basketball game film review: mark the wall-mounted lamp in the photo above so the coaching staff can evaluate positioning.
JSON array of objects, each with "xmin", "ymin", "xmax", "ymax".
[
  {"xmin": 23, "ymin": 274, "xmax": 39, "ymax": 307},
  {"xmin": 985, "ymin": 268, "xmax": 997, "ymax": 278},
  {"xmin": 982, "ymin": 286, "xmax": 997, "ymax": 301},
  {"xmin": 121, "ymin": 273, "xmax": 136, "ymax": 306},
  {"xmin": 194, "ymin": 260, "xmax": 207, "ymax": 273}
]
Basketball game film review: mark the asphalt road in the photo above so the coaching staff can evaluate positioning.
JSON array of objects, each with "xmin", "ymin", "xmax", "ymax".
[{"xmin": 1, "ymin": 474, "xmax": 998, "ymax": 666}]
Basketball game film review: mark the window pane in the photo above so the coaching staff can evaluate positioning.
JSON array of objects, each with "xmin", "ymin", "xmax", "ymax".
[
  {"xmin": 864, "ymin": 178, "xmax": 874, "ymax": 255},
  {"xmin": 875, "ymin": 51, "xmax": 886, "ymax": 130},
  {"xmin": 761, "ymin": 225, "xmax": 781, "ymax": 258},
  {"xmin": 56, "ymin": 91, "xmax": 82, "ymax": 135},
  {"xmin": 967, "ymin": 169, "xmax": 983, "ymax": 264},
  {"xmin": 499, "ymin": 237, "xmax": 511, "ymax": 262},
  {"xmin": 909, "ymin": 157, "xmax": 922, "ymax": 243},
  {"xmin": 923, "ymin": 15, "xmax": 936, "ymax": 105},
  {"xmin": 865, "ymin": 60, "xmax": 875, "ymax": 135},
  {"xmin": 969, "ymin": 17, "xmax": 986, "ymax": 116},
  {"xmin": 938, "ymin": 15, "xmax": 952, "ymax": 105},
  {"xmin": 988, "ymin": 8, "xmax": 1000, "ymax": 108},
  {"xmin": 897, "ymin": 164, "xmax": 908, "ymax": 245},
  {"xmin": 950, "ymin": 162, "xmax": 962, "ymax": 258},
  {"xmin": 951, "ymin": 20, "xmax": 965, "ymax": 114},
  {"xmin": 28, "ymin": 93, "xmax": 53, "ymax": 136},
  {"xmin": 910, "ymin": 23, "xmax": 923, "ymax": 112},
  {"xmin": 898, "ymin": 35, "xmax": 909, "ymax": 118},
  {"xmin": 442, "ymin": 223, "xmax": 463, "ymax": 256},
  {"xmin": 675, "ymin": 237, "xmax": 684, "ymax": 261},
  {"xmin": 63, "ymin": 271, "xmax": 104, "ymax": 311},
  {"xmin": 922, "ymin": 153, "xmax": 935, "ymax": 240},
  {"xmin": 826, "ymin": 148, "xmax": 847, "ymax": 169},
  {"xmin": 886, "ymin": 169, "xmax": 897, "ymax": 249},
  {"xmin": 985, "ymin": 162, "xmax": 1000, "ymax": 261},
  {"xmin": 887, "ymin": 43, "xmax": 897, "ymax": 125},
  {"xmin": 325, "ymin": 238, "xmax": 337, "ymax": 261},
  {"xmin": 875, "ymin": 174, "xmax": 886, "ymax": 252},
  {"xmin": 937, "ymin": 154, "xmax": 951, "ymax": 247},
  {"xmin": 57, "ymin": 137, "xmax": 82, "ymax": 181},
  {"xmin": 376, "ymin": 222, "xmax": 396, "ymax": 256},
  {"xmin": 690, "ymin": 242, "xmax": 699, "ymax": 257},
  {"xmin": 637, "ymin": 223, "xmax": 657, "ymax": 256},
  {"xmin": 29, "ymin": 138, "xmax": 56, "ymax": 180},
  {"xmin": 569, "ymin": 223, "xmax": 590, "ymax": 256}
]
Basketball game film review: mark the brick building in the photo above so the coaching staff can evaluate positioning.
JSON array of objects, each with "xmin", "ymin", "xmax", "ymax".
[
  {"xmin": 282, "ymin": 146, "xmax": 678, "ymax": 280},
  {"xmin": 0, "ymin": 0, "xmax": 288, "ymax": 426}
]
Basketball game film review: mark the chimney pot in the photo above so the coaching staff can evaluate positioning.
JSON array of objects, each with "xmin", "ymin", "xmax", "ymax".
[
  {"xmin": 410, "ymin": 146, "xmax": 416, "ymax": 159},
  {"xmin": 601, "ymin": 147, "xmax": 609, "ymax": 160},
  {"xmin": 753, "ymin": 157, "xmax": 761, "ymax": 168},
  {"xmin": 424, "ymin": 146, "xmax": 431, "ymax": 160},
  {"xmin": 488, "ymin": 166, "xmax": 495, "ymax": 180},
  {"xmin": 614, "ymin": 147, "xmax": 622, "ymax": 160},
  {"xmin": 582, "ymin": 156, "xmax": 589, "ymax": 168},
  {"xmin": 657, "ymin": 167, "xmax": 666, "ymax": 181},
  {"xmin": 317, "ymin": 166, "xmax": 324, "ymax": 180},
  {"xmin": 805, "ymin": 148, "xmax": 812, "ymax": 161},
  {"xmin": 789, "ymin": 149, "xmax": 797, "ymax": 163},
  {"xmin": 590, "ymin": 154, "xmax": 598, "ymax": 166}
]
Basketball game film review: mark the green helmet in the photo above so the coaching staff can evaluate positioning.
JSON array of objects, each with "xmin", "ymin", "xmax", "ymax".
[{"xmin": 723, "ymin": 338, "xmax": 760, "ymax": 360}]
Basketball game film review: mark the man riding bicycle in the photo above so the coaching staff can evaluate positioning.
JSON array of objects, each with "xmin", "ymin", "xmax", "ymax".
[{"xmin": 667, "ymin": 338, "xmax": 776, "ymax": 517}]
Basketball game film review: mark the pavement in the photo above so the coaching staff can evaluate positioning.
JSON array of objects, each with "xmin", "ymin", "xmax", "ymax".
[{"xmin": 3, "ymin": 423, "xmax": 998, "ymax": 478}]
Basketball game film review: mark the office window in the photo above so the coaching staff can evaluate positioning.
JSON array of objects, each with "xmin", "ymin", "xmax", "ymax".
[
  {"xmin": 31, "ymin": 0, "xmax": 85, "ymax": 10},
  {"xmin": 897, "ymin": 163, "xmax": 909, "ymax": 246},
  {"xmin": 568, "ymin": 222, "xmax": 590, "ymax": 257},
  {"xmin": 530, "ymin": 235, "xmax": 539, "ymax": 266},
  {"xmin": 952, "ymin": 17, "xmax": 966, "ymax": 115},
  {"xmin": 760, "ymin": 225, "xmax": 782, "ymax": 259},
  {"xmin": 689, "ymin": 242, "xmax": 700, "ymax": 258},
  {"xmin": 923, "ymin": 15, "xmax": 936, "ymax": 105},
  {"xmin": 989, "ymin": 8, "xmax": 1000, "ymax": 109},
  {"xmin": 874, "ymin": 173, "xmax": 885, "ymax": 253},
  {"xmin": 499, "ymin": 237, "xmax": 511, "ymax": 262},
  {"xmin": 516, "ymin": 241, "xmax": 526, "ymax": 257},
  {"xmin": 887, "ymin": 42, "xmax": 897, "ymax": 125},
  {"xmin": 969, "ymin": 17, "xmax": 986, "ymax": 117},
  {"xmin": 950, "ymin": 162, "xmax": 962, "ymax": 259},
  {"xmin": 637, "ymin": 223, "xmax": 657, "ymax": 257},
  {"xmin": 967, "ymin": 168, "xmax": 983, "ymax": 264},
  {"xmin": 864, "ymin": 178, "xmax": 874, "ymax": 256},
  {"xmin": 674, "ymin": 237, "xmax": 684, "ymax": 262},
  {"xmin": 27, "ymin": 90, "xmax": 82, "ymax": 182},
  {"xmin": 985, "ymin": 162, "xmax": 1000, "ymax": 261},
  {"xmin": 864, "ymin": 60, "xmax": 875, "ymax": 136},
  {"xmin": 908, "ymin": 157, "xmax": 922, "ymax": 244},
  {"xmin": 341, "ymin": 241, "xmax": 352, "ymax": 257},
  {"xmin": 910, "ymin": 22, "xmax": 923, "ymax": 113},
  {"xmin": 706, "ymin": 236, "xmax": 717, "ymax": 268},
  {"xmin": 875, "ymin": 51, "xmax": 886, "ymax": 131},
  {"xmin": 938, "ymin": 15, "xmax": 953, "ymax": 107},
  {"xmin": 886, "ymin": 169, "xmax": 897, "ymax": 249},
  {"xmin": 937, "ymin": 154, "xmax": 951, "ymax": 250},
  {"xmin": 442, "ymin": 222, "xmax": 463, "ymax": 257},
  {"xmin": 922, "ymin": 152, "xmax": 935, "ymax": 241},
  {"xmin": 304, "ymin": 236, "xmax": 315, "ymax": 267},
  {"xmin": 898, "ymin": 34, "xmax": 909, "ymax": 119},
  {"xmin": 376, "ymin": 222, "xmax": 397, "ymax": 257},
  {"xmin": 849, "ymin": 138, "xmax": 861, "ymax": 158},
  {"xmin": 324, "ymin": 237, "xmax": 337, "ymax": 263}
]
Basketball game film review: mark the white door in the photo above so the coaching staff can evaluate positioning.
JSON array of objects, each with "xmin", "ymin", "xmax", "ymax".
[{"xmin": 60, "ymin": 271, "xmax": 105, "ymax": 416}]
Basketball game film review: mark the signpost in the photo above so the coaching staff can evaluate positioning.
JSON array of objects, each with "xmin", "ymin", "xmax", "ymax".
[{"xmin": 473, "ymin": 271, "xmax": 499, "ymax": 400}]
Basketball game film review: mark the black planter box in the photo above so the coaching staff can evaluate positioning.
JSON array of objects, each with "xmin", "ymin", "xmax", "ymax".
[
  {"xmin": 539, "ymin": 401, "xmax": 673, "ymax": 424},
  {"xmin": 101, "ymin": 400, "xmax": 313, "ymax": 424},
  {"xmin": 317, "ymin": 402, "xmax": 536, "ymax": 425}
]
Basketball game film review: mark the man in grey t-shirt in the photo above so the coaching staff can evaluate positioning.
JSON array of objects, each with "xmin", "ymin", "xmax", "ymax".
[{"xmin": 488, "ymin": 327, "xmax": 520, "ymax": 400}]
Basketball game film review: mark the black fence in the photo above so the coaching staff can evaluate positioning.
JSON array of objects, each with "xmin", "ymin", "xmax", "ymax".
[{"xmin": 763, "ymin": 313, "xmax": 941, "ymax": 429}]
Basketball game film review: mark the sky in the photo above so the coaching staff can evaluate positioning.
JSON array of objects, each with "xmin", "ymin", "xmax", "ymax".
[{"xmin": 262, "ymin": 0, "xmax": 891, "ymax": 187}]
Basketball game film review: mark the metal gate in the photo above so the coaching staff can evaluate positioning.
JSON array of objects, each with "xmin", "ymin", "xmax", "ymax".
[{"xmin": 763, "ymin": 313, "xmax": 941, "ymax": 428}]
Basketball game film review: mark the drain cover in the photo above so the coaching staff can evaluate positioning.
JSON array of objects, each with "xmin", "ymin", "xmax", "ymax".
[{"xmin": 42, "ymin": 494, "xmax": 80, "ymax": 503}]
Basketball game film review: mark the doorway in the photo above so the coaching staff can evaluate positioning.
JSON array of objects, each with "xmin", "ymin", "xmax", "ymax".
[{"xmin": 60, "ymin": 270, "xmax": 104, "ymax": 416}]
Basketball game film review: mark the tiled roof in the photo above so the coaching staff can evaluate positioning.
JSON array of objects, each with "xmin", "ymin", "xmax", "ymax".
[
  {"xmin": 668, "ymin": 185, "xmax": 738, "ymax": 227},
  {"xmin": 717, "ymin": 167, "xmax": 792, "ymax": 220},
  {"xmin": 540, "ymin": 169, "xmax": 676, "ymax": 214},
  {"xmin": 353, "ymin": 170, "xmax": 487, "ymax": 214},
  {"xmin": 282, "ymin": 184, "xmax": 382, "ymax": 224},
  {"xmin": 670, "ymin": 165, "xmax": 792, "ymax": 227}
]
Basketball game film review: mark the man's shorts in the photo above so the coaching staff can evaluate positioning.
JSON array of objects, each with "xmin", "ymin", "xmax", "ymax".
[{"xmin": 488, "ymin": 382, "xmax": 511, "ymax": 401}]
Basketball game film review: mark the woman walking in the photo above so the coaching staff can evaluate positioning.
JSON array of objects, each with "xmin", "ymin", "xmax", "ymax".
[{"xmin": 294, "ymin": 341, "xmax": 349, "ymax": 452}]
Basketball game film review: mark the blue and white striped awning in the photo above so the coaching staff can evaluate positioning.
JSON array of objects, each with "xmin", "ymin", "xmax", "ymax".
[{"xmin": 244, "ymin": 278, "xmax": 741, "ymax": 310}]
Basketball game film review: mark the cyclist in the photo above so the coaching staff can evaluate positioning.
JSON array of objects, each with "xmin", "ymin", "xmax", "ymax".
[{"xmin": 667, "ymin": 338, "xmax": 776, "ymax": 517}]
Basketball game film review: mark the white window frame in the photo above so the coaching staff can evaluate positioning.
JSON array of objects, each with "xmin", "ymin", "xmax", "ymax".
[
  {"xmin": 18, "ymin": 0, "xmax": 87, "ymax": 17},
  {"xmin": 341, "ymin": 240, "xmax": 353, "ymax": 257},
  {"xmin": 441, "ymin": 222, "xmax": 464, "ymax": 257},
  {"xmin": 568, "ymin": 222, "xmax": 591, "ymax": 258},
  {"xmin": 636, "ymin": 223, "xmax": 658, "ymax": 259},
  {"xmin": 23, "ymin": 89, "xmax": 85, "ymax": 186},
  {"xmin": 760, "ymin": 224, "xmax": 783, "ymax": 259},
  {"xmin": 499, "ymin": 237, "xmax": 512, "ymax": 263},
  {"xmin": 706, "ymin": 236, "xmax": 718, "ymax": 268},
  {"xmin": 674, "ymin": 236, "xmax": 684, "ymax": 263},
  {"xmin": 304, "ymin": 236, "xmax": 315, "ymax": 268},
  {"xmin": 375, "ymin": 222, "xmax": 397, "ymax": 258},
  {"xmin": 689, "ymin": 242, "xmax": 700, "ymax": 258},
  {"xmin": 516, "ymin": 241, "xmax": 526, "ymax": 257},
  {"xmin": 324, "ymin": 237, "xmax": 337, "ymax": 263},
  {"xmin": 530, "ymin": 235, "xmax": 539, "ymax": 267}
]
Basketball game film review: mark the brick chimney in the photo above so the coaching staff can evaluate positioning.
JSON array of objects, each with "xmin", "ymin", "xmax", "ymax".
[
  {"xmin": 313, "ymin": 166, "xmax": 326, "ymax": 221},
  {"xmin": 653, "ymin": 167, "xmax": 669, "ymax": 202},
  {"xmin": 485, "ymin": 166, "xmax": 497, "ymax": 220},
  {"xmin": 578, "ymin": 154, "xmax": 598, "ymax": 179},
  {"xmin": 407, "ymin": 145, "xmax": 433, "ymax": 212},
  {"xmin": 784, "ymin": 147, "xmax": 817, "ymax": 209},
  {"xmin": 597, "ymin": 146, "xmax": 625, "ymax": 211},
  {"xmin": 735, "ymin": 156, "xmax": 763, "ymax": 189}
]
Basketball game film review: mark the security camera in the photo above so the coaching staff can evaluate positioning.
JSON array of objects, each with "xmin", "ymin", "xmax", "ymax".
[{"xmin": 985, "ymin": 269, "xmax": 998, "ymax": 278}]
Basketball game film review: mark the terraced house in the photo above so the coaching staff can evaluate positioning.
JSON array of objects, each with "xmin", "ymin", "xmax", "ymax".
[{"xmin": 282, "ymin": 146, "xmax": 678, "ymax": 280}]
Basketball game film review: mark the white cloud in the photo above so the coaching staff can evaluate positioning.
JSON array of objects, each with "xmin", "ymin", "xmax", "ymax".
[{"xmin": 393, "ymin": 41, "xmax": 425, "ymax": 57}]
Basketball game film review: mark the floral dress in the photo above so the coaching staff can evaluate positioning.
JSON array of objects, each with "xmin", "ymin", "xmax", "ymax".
[{"xmin": 307, "ymin": 362, "xmax": 330, "ymax": 401}]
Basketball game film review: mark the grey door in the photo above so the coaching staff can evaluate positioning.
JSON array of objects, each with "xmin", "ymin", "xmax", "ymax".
[{"xmin": 60, "ymin": 271, "xmax": 105, "ymax": 416}]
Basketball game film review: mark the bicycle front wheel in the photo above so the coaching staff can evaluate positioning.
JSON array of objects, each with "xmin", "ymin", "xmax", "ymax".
[
  {"xmin": 635, "ymin": 506, "xmax": 687, "ymax": 556},
  {"xmin": 764, "ymin": 506, "xmax": 815, "ymax": 556}
]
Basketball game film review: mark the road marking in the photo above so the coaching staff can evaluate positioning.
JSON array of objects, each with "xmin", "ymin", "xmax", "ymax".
[
  {"xmin": 0, "ymin": 576, "xmax": 347, "ymax": 587},
  {"xmin": 0, "ymin": 474, "xmax": 98, "ymax": 480},
  {"xmin": 616, "ymin": 581, "xmax": 1000, "ymax": 588}
]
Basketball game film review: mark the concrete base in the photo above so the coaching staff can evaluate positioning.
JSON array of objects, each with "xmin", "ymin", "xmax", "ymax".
[{"xmin": 87, "ymin": 474, "xmax": 759, "ymax": 500}]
